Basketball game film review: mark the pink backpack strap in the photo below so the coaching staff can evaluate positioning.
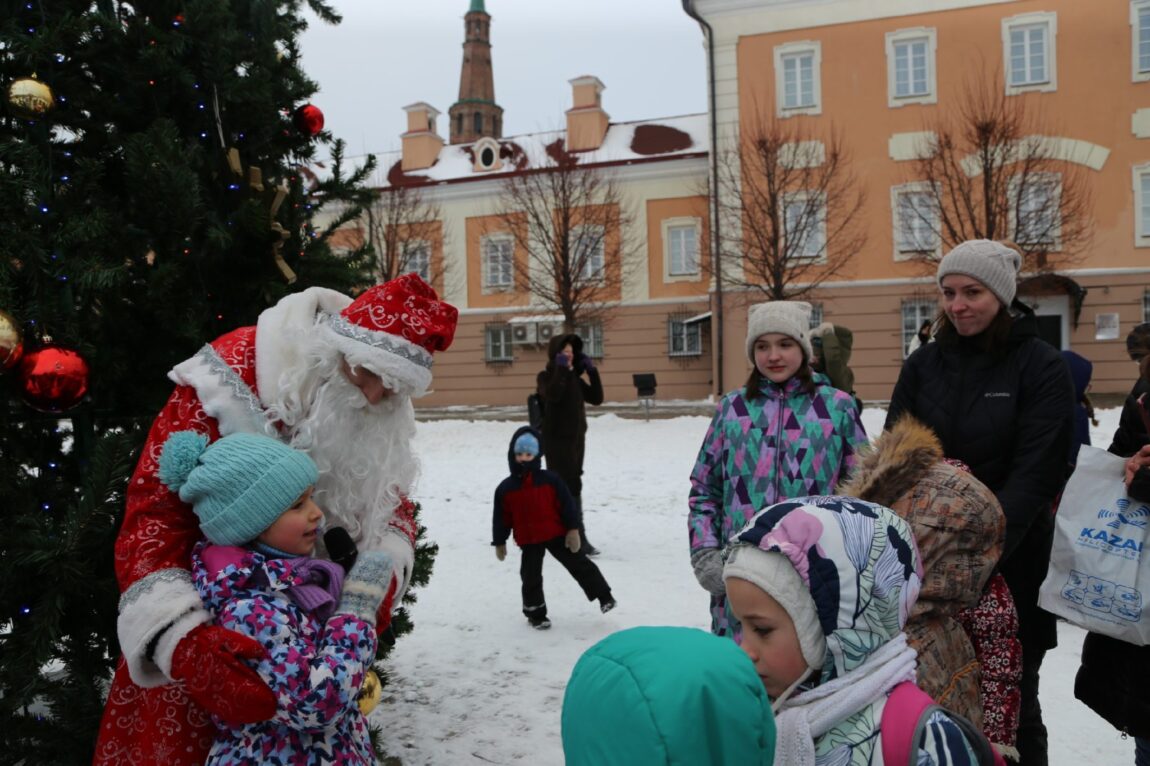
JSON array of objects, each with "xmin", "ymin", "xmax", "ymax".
[{"xmin": 881, "ymin": 681, "xmax": 935, "ymax": 766}]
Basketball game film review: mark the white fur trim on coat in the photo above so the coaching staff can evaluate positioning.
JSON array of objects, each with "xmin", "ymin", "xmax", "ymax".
[
  {"xmin": 117, "ymin": 568, "xmax": 210, "ymax": 687},
  {"xmin": 254, "ymin": 286, "xmax": 353, "ymax": 407},
  {"xmin": 374, "ymin": 526, "xmax": 417, "ymax": 608}
]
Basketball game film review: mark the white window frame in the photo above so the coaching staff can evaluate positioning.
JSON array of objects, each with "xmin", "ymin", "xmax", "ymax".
[
  {"xmin": 401, "ymin": 239, "xmax": 431, "ymax": 282},
  {"xmin": 891, "ymin": 182, "xmax": 941, "ymax": 260},
  {"xmin": 886, "ymin": 28, "xmax": 937, "ymax": 107},
  {"xmin": 481, "ymin": 233, "xmax": 514, "ymax": 291},
  {"xmin": 663, "ymin": 217, "xmax": 701, "ymax": 280},
  {"xmin": 572, "ymin": 224, "xmax": 606, "ymax": 284},
  {"xmin": 1134, "ymin": 163, "xmax": 1150, "ymax": 248},
  {"xmin": 808, "ymin": 303, "xmax": 824, "ymax": 329},
  {"xmin": 485, "ymin": 324, "xmax": 514, "ymax": 363},
  {"xmin": 783, "ymin": 191, "xmax": 826, "ymax": 261},
  {"xmin": 1010, "ymin": 172, "xmax": 1062, "ymax": 249},
  {"xmin": 575, "ymin": 322, "xmax": 604, "ymax": 359},
  {"xmin": 1133, "ymin": 1, "xmax": 1150, "ymax": 82},
  {"xmin": 668, "ymin": 316, "xmax": 703, "ymax": 357},
  {"xmin": 774, "ymin": 41, "xmax": 822, "ymax": 117},
  {"xmin": 902, "ymin": 298, "xmax": 937, "ymax": 359},
  {"xmin": 1002, "ymin": 12, "xmax": 1058, "ymax": 95}
]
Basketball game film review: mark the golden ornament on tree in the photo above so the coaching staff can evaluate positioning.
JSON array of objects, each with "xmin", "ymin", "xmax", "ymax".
[
  {"xmin": 356, "ymin": 669, "xmax": 383, "ymax": 716},
  {"xmin": 0, "ymin": 309, "xmax": 23, "ymax": 372},
  {"xmin": 7, "ymin": 76, "xmax": 56, "ymax": 120}
]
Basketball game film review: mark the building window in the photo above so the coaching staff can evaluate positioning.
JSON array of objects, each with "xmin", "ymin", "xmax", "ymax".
[
  {"xmin": 474, "ymin": 112, "xmax": 483, "ymax": 135},
  {"xmin": 1136, "ymin": 164, "xmax": 1150, "ymax": 247},
  {"xmin": 902, "ymin": 298, "xmax": 937, "ymax": 359},
  {"xmin": 891, "ymin": 183, "xmax": 941, "ymax": 258},
  {"xmin": 886, "ymin": 28, "xmax": 937, "ymax": 107},
  {"xmin": 1002, "ymin": 12, "xmax": 1057, "ymax": 94},
  {"xmin": 783, "ymin": 192, "xmax": 826, "ymax": 260},
  {"xmin": 482, "ymin": 234, "xmax": 513, "ymax": 289},
  {"xmin": 668, "ymin": 314, "xmax": 702, "ymax": 357},
  {"xmin": 401, "ymin": 240, "xmax": 431, "ymax": 281},
  {"xmin": 573, "ymin": 225, "xmax": 605, "ymax": 283},
  {"xmin": 1012, "ymin": 172, "xmax": 1061, "ymax": 248},
  {"xmin": 663, "ymin": 218, "xmax": 700, "ymax": 278},
  {"xmin": 808, "ymin": 303, "xmax": 824, "ymax": 328},
  {"xmin": 1134, "ymin": 1, "xmax": 1150, "ymax": 81},
  {"xmin": 774, "ymin": 41, "xmax": 822, "ymax": 116},
  {"xmin": 575, "ymin": 322, "xmax": 604, "ymax": 358},
  {"xmin": 485, "ymin": 324, "xmax": 514, "ymax": 363}
]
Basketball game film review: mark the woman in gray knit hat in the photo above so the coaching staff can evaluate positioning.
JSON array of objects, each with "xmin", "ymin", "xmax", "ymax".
[{"xmin": 885, "ymin": 239, "xmax": 1075, "ymax": 766}]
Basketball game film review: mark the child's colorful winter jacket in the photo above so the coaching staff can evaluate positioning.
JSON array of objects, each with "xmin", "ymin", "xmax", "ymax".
[
  {"xmin": 688, "ymin": 374, "xmax": 866, "ymax": 637},
  {"xmin": 493, "ymin": 425, "xmax": 580, "ymax": 547},
  {"xmin": 730, "ymin": 496, "xmax": 985, "ymax": 765},
  {"xmin": 191, "ymin": 542, "xmax": 376, "ymax": 765}
]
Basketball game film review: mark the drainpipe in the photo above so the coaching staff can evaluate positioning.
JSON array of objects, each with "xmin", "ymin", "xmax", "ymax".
[{"xmin": 681, "ymin": 0, "xmax": 724, "ymax": 395}]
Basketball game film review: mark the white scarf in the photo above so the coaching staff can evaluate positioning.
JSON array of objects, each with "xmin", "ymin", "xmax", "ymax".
[{"xmin": 773, "ymin": 634, "xmax": 918, "ymax": 766}]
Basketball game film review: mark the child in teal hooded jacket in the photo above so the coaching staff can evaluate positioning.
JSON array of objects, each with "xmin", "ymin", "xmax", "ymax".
[{"xmin": 561, "ymin": 626, "xmax": 776, "ymax": 765}]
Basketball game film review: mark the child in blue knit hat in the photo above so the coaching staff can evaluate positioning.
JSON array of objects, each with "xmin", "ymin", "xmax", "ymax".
[
  {"xmin": 156, "ymin": 430, "xmax": 393, "ymax": 765},
  {"xmin": 492, "ymin": 426, "xmax": 615, "ymax": 629}
]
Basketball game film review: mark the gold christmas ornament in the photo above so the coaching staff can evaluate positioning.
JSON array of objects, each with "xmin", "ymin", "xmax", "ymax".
[
  {"xmin": 357, "ymin": 669, "xmax": 383, "ymax": 716},
  {"xmin": 7, "ymin": 76, "xmax": 56, "ymax": 120},
  {"xmin": 0, "ymin": 309, "xmax": 23, "ymax": 372}
]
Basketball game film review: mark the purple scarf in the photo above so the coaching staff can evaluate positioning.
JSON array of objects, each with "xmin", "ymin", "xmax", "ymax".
[{"xmin": 283, "ymin": 558, "xmax": 346, "ymax": 624}]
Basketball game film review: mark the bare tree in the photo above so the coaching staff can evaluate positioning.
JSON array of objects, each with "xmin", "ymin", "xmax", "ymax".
[
  {"xmin": 489, "ymin": 141, "xmax": 637, "ymax": 330},
  {"xmin": 364, "ymin": 182, "xmax": 445, "ymax": 284},
  {"xmin": 905, "ymin": 73, "xmax": 1093, "ymax": 272},
  {"xmin": 712, "ymin": 114, "xmax": 867, "ymax": 301}
]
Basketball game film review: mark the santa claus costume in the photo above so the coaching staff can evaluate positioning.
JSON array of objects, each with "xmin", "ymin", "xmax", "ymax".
[{"xmin": 93, "ymin": 274, "xmax": 457, "ymax": 766}]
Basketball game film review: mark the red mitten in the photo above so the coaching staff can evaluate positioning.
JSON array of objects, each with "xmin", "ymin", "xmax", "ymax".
[{"xmin": 170, "ymin": 623, "xmax": 277, "ymax": 725}]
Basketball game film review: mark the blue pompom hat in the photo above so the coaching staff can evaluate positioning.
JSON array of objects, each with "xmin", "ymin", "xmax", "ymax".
[{"xmin": 157, "ymin": 431, "xmax": 319, "ymax": 546}]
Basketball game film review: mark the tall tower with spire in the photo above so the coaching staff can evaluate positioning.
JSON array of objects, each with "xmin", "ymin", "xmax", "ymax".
[{"xmin": 448, "ymin": 0, "xmax": 503, "ymax": 145}]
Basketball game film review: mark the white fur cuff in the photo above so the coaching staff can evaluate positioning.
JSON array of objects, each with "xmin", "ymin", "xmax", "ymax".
[{"xmin": 118, "ymin": 568, "xmax": 210, "ymax": 687}]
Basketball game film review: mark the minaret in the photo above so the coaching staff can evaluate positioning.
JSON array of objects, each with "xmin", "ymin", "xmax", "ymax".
[{"xmin": 448, "ymin": 0, "xmax": 503, "ymax": 144}]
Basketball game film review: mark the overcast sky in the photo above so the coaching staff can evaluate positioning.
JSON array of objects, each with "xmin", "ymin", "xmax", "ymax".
[{"xmin": 299, "ymin": 0, "xmax": 708, "ymax": 165}]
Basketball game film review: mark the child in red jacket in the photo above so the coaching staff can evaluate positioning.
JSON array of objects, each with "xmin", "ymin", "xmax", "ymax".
[{"xmin": 493, "ymin": 426, "xmax": 615, "ymax": 629}]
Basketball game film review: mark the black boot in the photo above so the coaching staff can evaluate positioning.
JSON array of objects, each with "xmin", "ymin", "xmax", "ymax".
[{"xmin": 574, "ymin": 495, "xmax": 600, "ymax": 556}]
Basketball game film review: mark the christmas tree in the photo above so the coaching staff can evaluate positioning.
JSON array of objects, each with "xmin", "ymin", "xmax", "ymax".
[{"xmin": 0, "ymin": 2, "xmax": 429, "ymax": 762}]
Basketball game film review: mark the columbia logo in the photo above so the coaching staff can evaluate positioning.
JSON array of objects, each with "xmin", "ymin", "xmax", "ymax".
[{"xmin": 984, "ymin": 392, "xmax": 1011, "ymax": 398}]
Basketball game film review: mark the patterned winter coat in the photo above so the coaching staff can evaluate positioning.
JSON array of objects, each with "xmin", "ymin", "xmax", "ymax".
[
  {"xmin": 838, "ymin": 415, "xmax": 1013, "ymax": 748},
  {"xmin": 192, "ymin": 542, "xmax": 376, "ymax": 765},
  {"xmin": 688, "ymin": 373, "xmax": 866, "ymax": 637},
  {"xmin": 731, "ymin": 497, "xmax": 983, "ymax": 765}
]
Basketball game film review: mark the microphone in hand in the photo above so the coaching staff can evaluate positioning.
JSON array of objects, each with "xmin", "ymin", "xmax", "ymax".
[{"xmin": 324, "ymin": 526, "xmax": 359, "ymax": 574}]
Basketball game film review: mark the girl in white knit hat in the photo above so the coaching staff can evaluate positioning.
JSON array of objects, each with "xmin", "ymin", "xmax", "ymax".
[{"xmin": 688, "ymin": 300, "xmax": 867, "ymax": 640}]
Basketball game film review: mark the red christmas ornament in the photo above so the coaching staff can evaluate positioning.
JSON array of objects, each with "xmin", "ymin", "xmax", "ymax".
[
  {"xmin": 292, "ymin": 104, "xmax": 324, "ymax": 136},
  {"xmin": 19, "ymin": 344, "xmax": 90, "ymax": 412}
]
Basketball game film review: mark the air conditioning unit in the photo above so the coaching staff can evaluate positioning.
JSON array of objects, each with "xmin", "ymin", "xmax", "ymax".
[
  {"xmin": 536, "ymin": 323, "xmax": 560, "ymax": 343},
  {"xmin": 512, "ymin": 322, "xmax": 537, "ymax": 344}
]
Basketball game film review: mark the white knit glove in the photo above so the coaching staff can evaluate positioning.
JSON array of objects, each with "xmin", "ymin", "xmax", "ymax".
[
  {"xmin": 691, "ymin": 548, "xmax": 726, "ymax": 597},
  {"xmin": 336, "ymin": 552, "xmax": 394, "ymax": 627}
]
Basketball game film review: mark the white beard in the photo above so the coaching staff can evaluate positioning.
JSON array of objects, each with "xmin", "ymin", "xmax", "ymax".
[{"xmin": 267, "ymin": 341, "xmax": 420, "ymax": 550}]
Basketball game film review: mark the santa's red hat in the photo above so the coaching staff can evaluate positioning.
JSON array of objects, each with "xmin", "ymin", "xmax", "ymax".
[{"xmin": 322, "ymin": 273, "xmax": 458, "ymax": 397}]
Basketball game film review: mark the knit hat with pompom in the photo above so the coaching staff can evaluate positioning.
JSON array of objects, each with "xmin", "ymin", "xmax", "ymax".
[{"xmin": 158, "ymin": 431, "xmax": 318, "ymax": 546}]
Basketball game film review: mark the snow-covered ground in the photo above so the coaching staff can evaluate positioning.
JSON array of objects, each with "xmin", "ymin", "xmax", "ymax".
[{"xmin": 370, "ymin": 405, "xmax": 1137, "ymax": 765}]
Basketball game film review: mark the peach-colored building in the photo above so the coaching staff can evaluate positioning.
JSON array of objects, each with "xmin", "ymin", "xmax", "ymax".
[
  {"xmin": 685, "ymin": 0, "xmax": 1150, "ymax": 400},
  {"xmin": 332, "ymin": 2, "xmax": 715, "ymax": 407}
]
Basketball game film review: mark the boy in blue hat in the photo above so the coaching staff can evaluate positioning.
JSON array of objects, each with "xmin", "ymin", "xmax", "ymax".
[
  {"xmin": 154, "ymin": 430, "xmax": 393, "ymax": 765},
  {"xmin": 492, "ymin": 426, "xmax": 615, "ymax": 629}
]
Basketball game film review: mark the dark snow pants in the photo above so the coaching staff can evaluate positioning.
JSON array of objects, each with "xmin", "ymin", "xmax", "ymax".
[{"xmin": 519, "ymin": 535, "xmax": 610, "ymax": 618}]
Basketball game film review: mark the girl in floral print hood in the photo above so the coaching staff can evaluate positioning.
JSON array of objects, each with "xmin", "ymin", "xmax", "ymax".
[{"xmin": 723, "ymin": 496, "xmax": 992, "ymax": 766}]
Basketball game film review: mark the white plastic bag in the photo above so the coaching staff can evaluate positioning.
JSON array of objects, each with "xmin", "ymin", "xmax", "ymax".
[{"xmin": 1038, "ymin": 445, "xmax": 1150, "ymax": 645}]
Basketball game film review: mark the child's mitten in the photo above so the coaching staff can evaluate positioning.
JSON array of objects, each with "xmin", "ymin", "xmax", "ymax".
[
  {"xmin": 336, "ymin": 551, "xmax": 394, "ymax": 627},
  {"xmin": 495, "ymin": 544, "xmax": 507, "ymax": 561},
  {"xmin": 565, "ymin": 529, "xmax": 581, "ymax": 553},
  {"xmin": 690, "ymin": 548, "xmax": 726, "ymax": 596}
]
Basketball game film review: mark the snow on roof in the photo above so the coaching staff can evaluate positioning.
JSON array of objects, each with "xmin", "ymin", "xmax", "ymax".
[{"xmin": 377, "ymin": 112, "xmax": 708, "ymax": 188}]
